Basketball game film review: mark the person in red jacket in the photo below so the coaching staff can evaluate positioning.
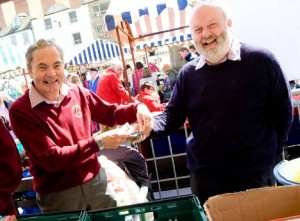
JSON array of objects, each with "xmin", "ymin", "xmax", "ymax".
[
  {"xmin": 96, "ymin": 59, "xmax": 135, "ymax": 132},
  {"xmin": 96, "ymin": 59, "xmax": 133, "ymax": 105},
  {"xmin": 136, "ymin": 81, "xmax": 167, "ymax": 112},
  {"xmin": 0, "ymin": 115, "xmax": 22, "ymax": 218},
  {"xmin": 9, "ymin": 39, "xmax": 153, "ymax": 213}
]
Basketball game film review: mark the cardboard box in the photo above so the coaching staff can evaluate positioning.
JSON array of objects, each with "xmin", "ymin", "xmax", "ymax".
[
  {"xmin": 270, "ymin": 214, "xmax": 300, "ymax": 220},
  {"xmin": 204, "ymin": 185, "xmax": 300, "ymax": 221}
]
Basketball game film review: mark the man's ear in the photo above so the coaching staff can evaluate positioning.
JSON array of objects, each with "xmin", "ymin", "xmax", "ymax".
[
  {"xmin": 28, "ymin": 69, "xmax": 33, "ymax": 78},
  {"xmin": 227, "ymin": 19, "xmax": 232, "ymax": 29}
]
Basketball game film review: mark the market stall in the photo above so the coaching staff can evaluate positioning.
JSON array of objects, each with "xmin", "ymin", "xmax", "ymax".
[{"xmin": 104, "ymin": 0, "xmax": 193, "ymax": 73}]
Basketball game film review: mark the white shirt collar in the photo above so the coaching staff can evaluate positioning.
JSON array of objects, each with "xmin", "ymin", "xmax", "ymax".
[{"xmin": 29, "ymin": 83, "xmax": 70, "ymax": 108}]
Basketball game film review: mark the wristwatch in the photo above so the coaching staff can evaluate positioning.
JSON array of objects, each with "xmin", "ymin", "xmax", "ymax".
[{"xmin": 94, "ymin": 135, "xmax": 105, "ymax": 150}]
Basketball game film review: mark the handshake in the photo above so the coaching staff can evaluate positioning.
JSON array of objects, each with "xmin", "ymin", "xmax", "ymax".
[
  {"xmin": 127, "ymin": 131, "xmax": 145, "ymax": 145},
  {"xmin": 121, "ymin": 122, "xmax": 145, "ymax": 145}
]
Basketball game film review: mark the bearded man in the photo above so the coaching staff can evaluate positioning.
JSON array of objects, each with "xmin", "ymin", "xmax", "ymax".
[{"xmin": 150, "ymin": 1, "xmax": 292, "ymax": 206}]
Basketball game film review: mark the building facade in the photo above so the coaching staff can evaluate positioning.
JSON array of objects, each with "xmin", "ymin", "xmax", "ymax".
[
  {"xmin": 0, "ymin": 0, "xmax": 111, "ymax": 74},
  {"xmin": 0, "ymin": 14, "xmax": 35, "ymax": 73}
]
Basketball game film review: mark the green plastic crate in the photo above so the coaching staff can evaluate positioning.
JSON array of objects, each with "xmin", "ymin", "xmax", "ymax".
[
  {"xmin": 89, "ymin": 195, "xmax": 207, "ymax": 221},
  {"xmin": 17, "ymin": 211, "xmax": 90, "ymax": 221},
  {"xmin": 17, "ymin": 195, "xmax": 207, "ymax": 221}
]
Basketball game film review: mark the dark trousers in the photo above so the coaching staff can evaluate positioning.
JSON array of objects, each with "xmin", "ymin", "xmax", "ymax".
[{"xmin": 190, "ymin": 169, "xmax": 275, "ymax": 206}]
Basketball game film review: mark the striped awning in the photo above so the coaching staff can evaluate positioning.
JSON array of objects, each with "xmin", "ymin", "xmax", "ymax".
[
  {"xmin": 68, "ymin": 39, "xmax": 122, "ymax": 65},
  {"xmin": 104, "ymin": 0, "xmax": 194, "ymax": 48},
  {"xmin": 134, "ymin": 33, "xmax": 192, "ymax": 49}
]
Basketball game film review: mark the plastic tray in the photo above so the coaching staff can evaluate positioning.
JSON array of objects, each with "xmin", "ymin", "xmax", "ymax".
[
  {"xmin": 17, "ymin": 211, "xmax": 90, "ymax": 221},
  {"xmin": 17, "ymin": 195, "xmax": 207, "ymax": 221},
  {"xmin": 89, "ymin": 195, "xmax": 207, "ymax": 221}
]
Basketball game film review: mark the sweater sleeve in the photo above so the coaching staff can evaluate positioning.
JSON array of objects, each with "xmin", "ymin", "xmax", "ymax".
[
  {"xmin": 0, "ymin": 120, "xmax": 22, "ymax": 215},
  {"xmin": 269, "ymin": 57, "xmax": 293, "ymax": 152},
  {"xmin": 87, "ymin": 88, "xmax": 138, "ymax": 126}
]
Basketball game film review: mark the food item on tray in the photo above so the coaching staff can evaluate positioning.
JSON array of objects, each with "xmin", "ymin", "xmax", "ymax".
[
  {"xmin": 279, "ymin": 158, "xmax": 300, "ymax": 183},
  {"xmin": 98, "ymin": 155, "xmax": 148, "ymax": 206}
]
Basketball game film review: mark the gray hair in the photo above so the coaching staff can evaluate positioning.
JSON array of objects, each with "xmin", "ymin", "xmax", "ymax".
[
  {"xmin": 109, "ymin": 58, "xmax": 124, "ymax": 71},
  {"xmin": 25, "ymin": 39, "xmax": 64, "ymax": 71}
]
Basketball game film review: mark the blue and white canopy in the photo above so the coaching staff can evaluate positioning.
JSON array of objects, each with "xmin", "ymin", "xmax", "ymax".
[
  {"xmin": 68, "ymin": 39, "xmax": 122, "ymax": 66},
  {"xmin": 104, "ymin": 0, "xmax": 194, "ymax": 48}
]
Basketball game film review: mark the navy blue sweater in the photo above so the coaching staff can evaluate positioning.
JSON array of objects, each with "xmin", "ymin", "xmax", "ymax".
[{"xmin": 153, "ymin": 43, "xmax": 293, "ymax": 176}]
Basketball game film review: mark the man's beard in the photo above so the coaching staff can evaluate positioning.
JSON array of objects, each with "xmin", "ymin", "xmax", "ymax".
[{"xmin": 196, "ymin": 30, "xmax": 232, "ymax": 65}]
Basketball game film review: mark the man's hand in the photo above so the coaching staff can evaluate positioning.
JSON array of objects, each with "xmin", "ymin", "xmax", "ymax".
[
  {"xmin": 94, "ymin": 104, "xmax": 154, "ymax": 150},
  {"xmin": 136, "ymin": 103, "xmax": 154, "ymax": 139},
  {"xmin": 94, "ymin": 124, "xmax": 134, "ymax": 149}
]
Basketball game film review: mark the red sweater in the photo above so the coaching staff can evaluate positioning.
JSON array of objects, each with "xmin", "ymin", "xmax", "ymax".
[
  {"xmin": 96, "ymin": 68, "xmax": 131, "ymax": 104},
  {"xmin": 9, "ymin": 84, "xmax": 138, "ymax": 194},
  {"xmin": 0, "ymin": 119, "xmax": 22, "ymax": 215}
]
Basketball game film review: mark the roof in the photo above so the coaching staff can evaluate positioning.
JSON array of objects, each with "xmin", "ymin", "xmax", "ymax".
[{"xmin": 0, "ymin": 15, "xmax": 32, "ymax": 37}]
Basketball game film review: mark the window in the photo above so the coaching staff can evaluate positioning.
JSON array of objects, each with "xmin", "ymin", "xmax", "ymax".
[
  {"xmin": 93, "ymin": 1, "xmax": 110, "ymax": 17},
  {"xmin": 95, "ymin": 25, "xmax": 108, "ymax": 38},
  {"xmin": 69, "ymin": 11, "xmax": 77, "ymax": 23},
  {"xmin": 95, "ymin": 25, "xmax": 102, "ymax": 35},
  {"xmin": 73, "ymin": 32, "xmax": 82, "ymax": 45},
  {"xmin": 7, "ymin": 46, "xmax": 16, "ymax": 65},
  {"xmin": 44, "ymin": 18, "xmax": 52, "ymax": 30},
  {"xmin": 0, "ymin": 46, "xmax": 8, "ymax": 65},
  {"xmin": 22, "ymin": 32, "xmax": 29, "ymax": 44},
  {"xmin": 10, "ymin": 36, "xmax": 17, "ymax": 45}
]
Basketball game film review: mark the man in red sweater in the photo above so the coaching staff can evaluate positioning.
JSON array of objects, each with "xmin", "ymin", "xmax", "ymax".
[
  {"xmin": 9, "ymin": 39, "xmax": 153, "ymax": 213},
  {"xmin": 0, "ymin": 116, "xmax": 22, "ymax": 218}
]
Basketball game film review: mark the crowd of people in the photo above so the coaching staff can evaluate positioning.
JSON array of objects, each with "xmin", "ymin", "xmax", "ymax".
[
  {"xmin": 64, "ymin": 54, "xmax": 187, "ymax": 115},
  {"xmin": 0, "ymin": 0, "xmax": 294, "ymax": 219}
]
